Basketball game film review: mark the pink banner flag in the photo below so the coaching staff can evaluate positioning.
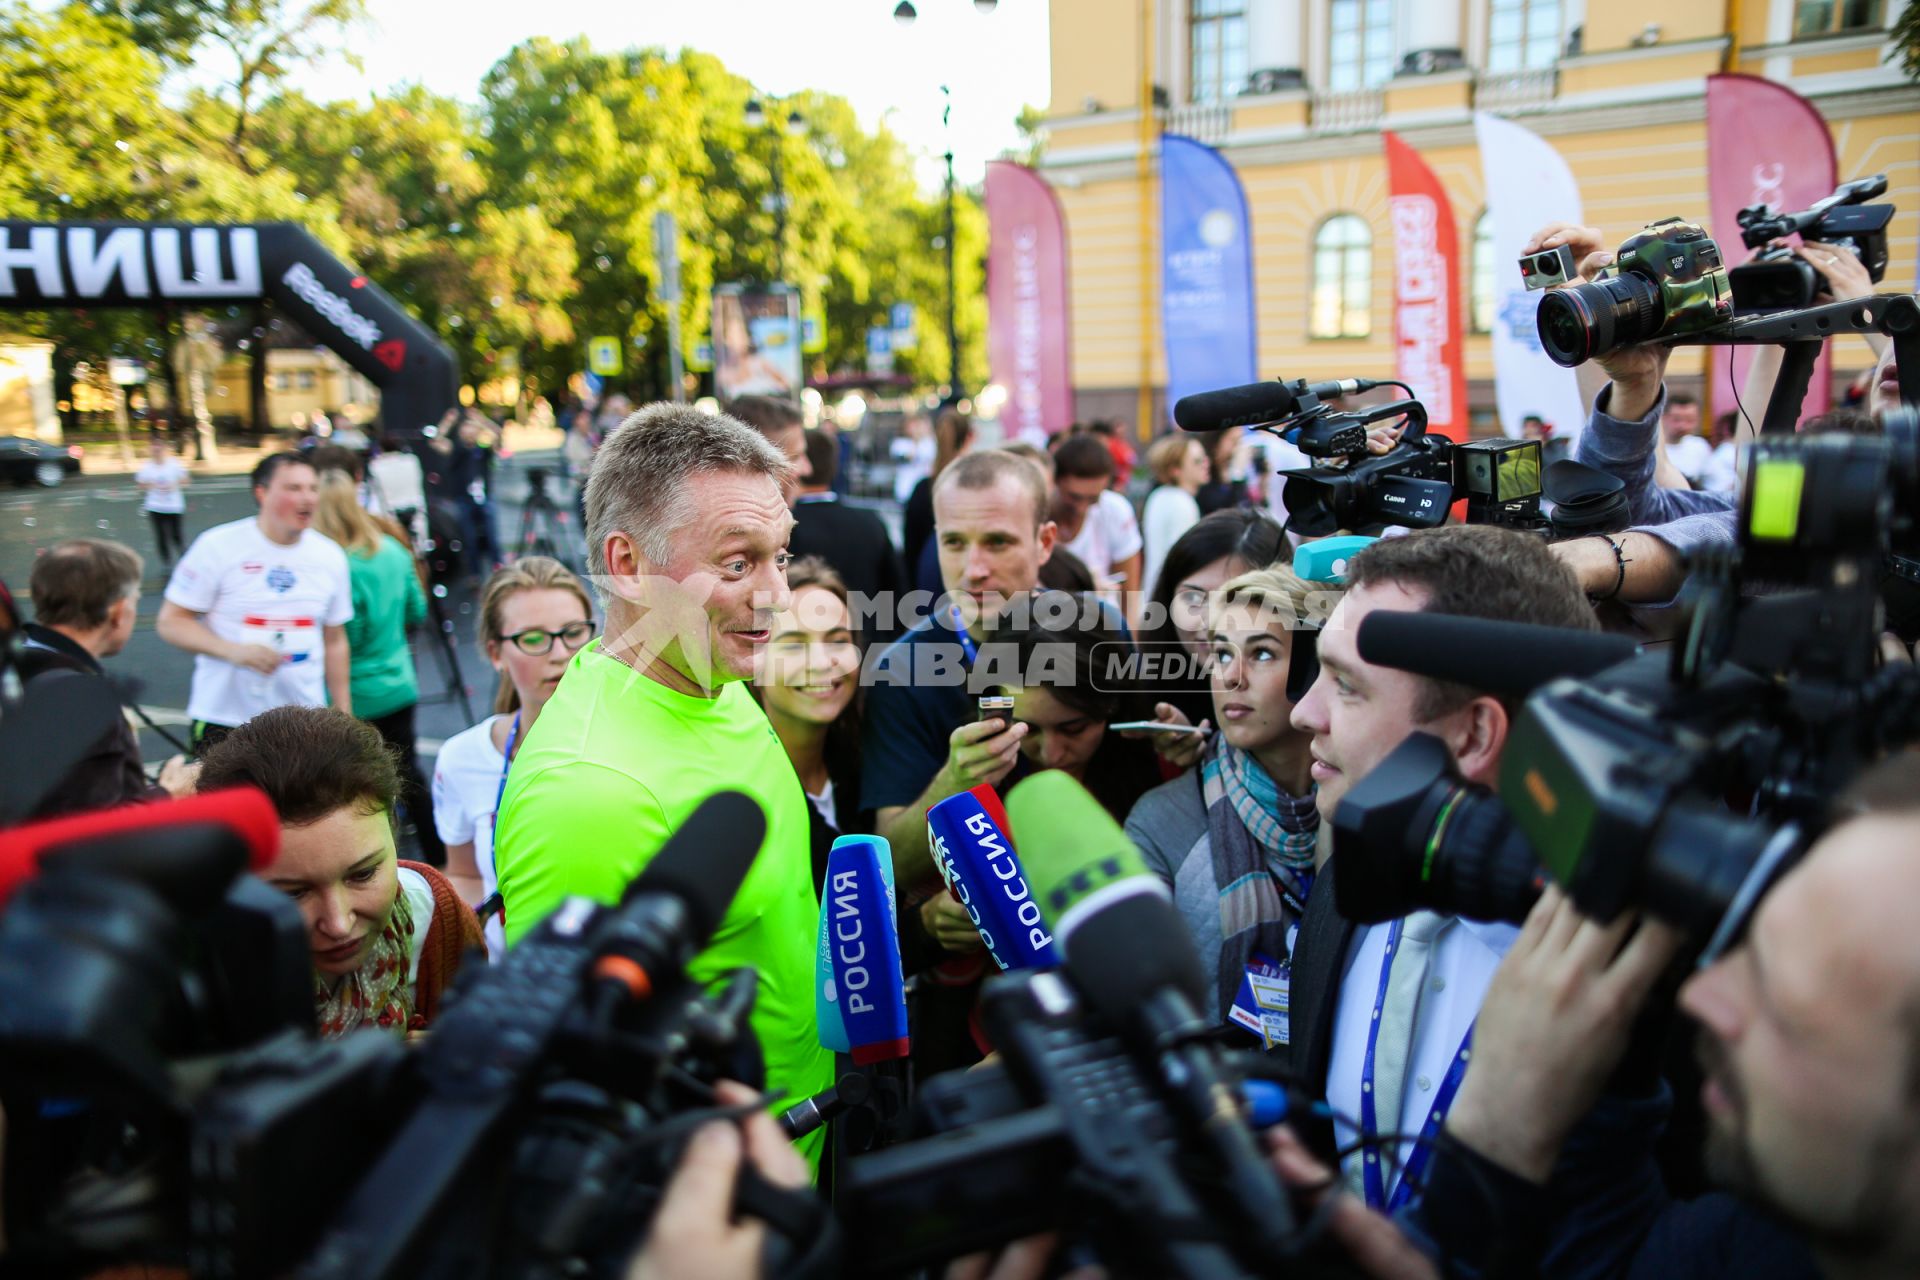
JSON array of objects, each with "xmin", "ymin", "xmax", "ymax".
[
  {"xmin": 1708, "ymin": 73, "xmax": 1837, "ymax": 423},
  {"xmin": 1384, "ymin": 132, "xmax": 1468, "ymax": 442},
  {"xmin": 985, "ymin": 161, "xmax": 1073, "ymax": 443}
]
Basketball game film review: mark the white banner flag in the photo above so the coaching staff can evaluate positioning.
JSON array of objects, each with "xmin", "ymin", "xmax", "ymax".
[{"xmin": 1474, "ymin": 112, "xmax": 1588, "ymax": 444}]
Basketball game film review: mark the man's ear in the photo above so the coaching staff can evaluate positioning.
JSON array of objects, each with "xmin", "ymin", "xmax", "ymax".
[
  {"xmin": 600, "ymin": 532, "xmax": 655, "ymax": 603},
  {"xmin": 1035, "ymin": 519, "xmax": 1057, "ymax": 567},
  {"xmin": 1447, "ymin": 695, "xmax": 1509, "ymax": 787}
]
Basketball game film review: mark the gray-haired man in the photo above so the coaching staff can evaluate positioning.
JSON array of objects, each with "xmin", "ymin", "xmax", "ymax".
[{"xmin": 493, "ymin": 402, "xmax": 832, "ymax": 1170}]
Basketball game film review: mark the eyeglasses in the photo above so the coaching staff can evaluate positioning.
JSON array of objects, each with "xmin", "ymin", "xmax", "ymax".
[{"xmin": 496, "ymin": 620, "xmax": 598, "ymax": 655}]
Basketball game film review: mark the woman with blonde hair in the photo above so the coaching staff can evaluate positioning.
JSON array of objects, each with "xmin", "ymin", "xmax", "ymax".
[
  {"xmin": 313, "ymin": 469, "xmax": 438, "ymax": 863},
  {"xmin": 430, "ymin": 556, "xmax": 597, "ymax": 958}
]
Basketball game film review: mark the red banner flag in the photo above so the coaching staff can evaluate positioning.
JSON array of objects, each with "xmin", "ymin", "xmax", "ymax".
[
  {"xmin": 985, "ymin": 161, "xmax": 1074, "ymax": 443},
  {"xmin": 1708, "ymin": 73, "xmax": 1838, "ymax": 423},
  {"xmin": 1384, "ymin": 132, "xmax": 1468, "ymax": 442}
]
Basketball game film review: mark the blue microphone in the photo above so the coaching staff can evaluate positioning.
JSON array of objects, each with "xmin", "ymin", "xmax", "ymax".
[
  {"xmin": 815, "ymin": 834, "xmax": 910, "ymax": 1065},
  {"xmin": 925, "ymin": 785, "xmax": 1060, "ymax": 971}
]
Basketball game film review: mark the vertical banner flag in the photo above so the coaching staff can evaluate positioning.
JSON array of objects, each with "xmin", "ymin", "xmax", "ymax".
[
  {"xmin": 1708, "ymin": 73, "xmax": 1838, "ymax": 422},
  {"xmin": 1474, "ymin": 112, "xmax": 1588, "ymax": 444},
  {"xmin": 1383, "ymin": 132, "xmax": 1468, "ymax": 441},
  {"xmin": 985, "ymin": 161, "xmax": 1074, "ymax": 444},
  {"xmin": 1160, "ymin": 135, "xmax": 1258, "ymax": 428}
]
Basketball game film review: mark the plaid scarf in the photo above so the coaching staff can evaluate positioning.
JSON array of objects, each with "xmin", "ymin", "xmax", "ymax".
[
  {"xmin": 314, "ymin": 884, "xmax": 416, "ymax": 1040},
  {"xmin": 1200, "ymin": 738, "xmax": 1321, "ymax": 1021}
]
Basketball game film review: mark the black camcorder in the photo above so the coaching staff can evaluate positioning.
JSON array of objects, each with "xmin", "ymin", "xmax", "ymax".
[
  {"xmin": 1171, "ymin": 377, "xmax": 1627, "ymax": 537},
  {"xmin": 0, "ymin": 791, "xmax": 835, "ymax": 1280},
  {"xmin": 1328, "ymin": 405, "xmax": 1920, "ymax": 958},
  {"xmin": 1732, "ymin": 174, "xmax": 1893, "ymax": 313}
]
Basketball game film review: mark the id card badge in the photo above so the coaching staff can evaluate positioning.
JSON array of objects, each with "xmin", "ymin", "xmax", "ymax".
[{"xmin": 1227, "ymin": 950, "xmax": 1291, "ymax": 1049}]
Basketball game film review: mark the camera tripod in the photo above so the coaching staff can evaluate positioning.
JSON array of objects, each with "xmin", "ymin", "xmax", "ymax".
[{"xmin": 514, "ymin": 466, "xmax": 577, "ymax": 569}]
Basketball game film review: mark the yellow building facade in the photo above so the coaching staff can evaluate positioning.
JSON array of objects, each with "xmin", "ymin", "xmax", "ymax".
[{"xmin": 1037, "ymin": 0, "xmax": 1919, "ymax": 433}]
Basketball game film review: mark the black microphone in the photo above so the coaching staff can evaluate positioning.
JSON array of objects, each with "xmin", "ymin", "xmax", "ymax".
[
  {"xmin": 1356, "ymin": 610, "xmax": 1638, "ymax": 698},
  {"xmin": 780, "ymin": 1070, "xmax": 875, "ymax": 1139},
  {"xmin": 1173, "ymin": 377, "xmax": 1381, "ymax": 433}
]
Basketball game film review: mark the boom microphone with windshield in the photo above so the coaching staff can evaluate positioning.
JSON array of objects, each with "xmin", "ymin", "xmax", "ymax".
[
  {"xmin": 1354, "ymin": 611, "xmax": 1639, "ymax": 700},
  {"xmin": 1173, "ymin": 378, "xmax": 1385, "ymax": 433}
]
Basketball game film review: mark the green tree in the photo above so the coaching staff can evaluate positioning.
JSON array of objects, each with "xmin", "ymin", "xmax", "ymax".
[{"xmin": 87, "ymin": 0, "xmax": 368, "ymax": 162}]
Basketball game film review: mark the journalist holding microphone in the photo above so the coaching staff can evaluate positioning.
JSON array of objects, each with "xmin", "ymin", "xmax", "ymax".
[{"xmin": 491, "ymin": 403, "xmax": 832, "ymax": 1167}]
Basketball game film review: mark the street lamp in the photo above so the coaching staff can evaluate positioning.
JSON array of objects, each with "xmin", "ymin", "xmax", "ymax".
[{"xmin": 940, "ymin": 83, "xmax": 961, "ymax": 403}]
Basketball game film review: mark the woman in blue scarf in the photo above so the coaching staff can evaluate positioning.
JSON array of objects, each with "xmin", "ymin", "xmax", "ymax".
[{"xmin": 1125, "ymin": 565, "xmax": 1339, "ymax": 1027}]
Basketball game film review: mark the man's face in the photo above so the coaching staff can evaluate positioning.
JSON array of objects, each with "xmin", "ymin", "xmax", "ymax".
[
  {"xmin": 628, "ymin": 469, "xmax": 794, "ymax": 686},
  {"xmin": 1663, "ymin": 402, "xmax": 1700, "ymax": 441},
  {"xmin": 1051, "ymin": 472, "xmax": 1107, "ymax": 528},
  {"xmin": 1680, "ymin": 814, "xmax": 1920, "ymax": 1257},
  {"xmin": 267, "ymin": 804, "xmax": 400, "ymax": 979},
  {"xmin": 1290, "ymin": 580, "xmax": 1491, "ymax": 820},
  {"xmin": 936, "ymin": 476, "xmax": 1056, "ymax": 628},
  {"xmin": 256, "ymin": 463, "xmax": 319, "ymax": 534}
]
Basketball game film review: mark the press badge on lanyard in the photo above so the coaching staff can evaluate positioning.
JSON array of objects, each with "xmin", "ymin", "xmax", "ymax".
[
  {"xmin": 1228, "ymin": 951, "xmax": 1291, "ymax": 1048},
  {"xmin": 241, "ymin": 614, "xmax": 318, "ymax": 666}
]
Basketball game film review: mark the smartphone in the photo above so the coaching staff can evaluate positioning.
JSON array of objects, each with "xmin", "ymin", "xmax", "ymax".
[
  {"xmin": 1108, "ymin": 720, "xmax": 1208, "ymax": 735},
  {"xmin": 978, "ymin": 695, "xmax": 1016, "ymax": 724}
]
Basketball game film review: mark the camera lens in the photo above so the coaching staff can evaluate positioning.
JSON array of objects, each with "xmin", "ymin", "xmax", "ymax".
[
  {"xmin": 1331, "ymin": 734, "xmax": 1544, "ymax": 926},
  {"xmin": 1536, "ymin": 274, "xmax": 1662, "ymax": 367}
]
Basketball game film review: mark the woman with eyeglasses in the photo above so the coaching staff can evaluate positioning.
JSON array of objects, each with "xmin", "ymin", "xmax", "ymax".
[{"xmin": 430, "ymin": 556, "xmax": 596, "ymax": 959}]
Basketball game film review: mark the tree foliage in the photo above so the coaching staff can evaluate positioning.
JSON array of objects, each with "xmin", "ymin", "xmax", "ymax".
[{"xmin": 4, "ymin": 4, "xmax": 989, "ymax": 408}]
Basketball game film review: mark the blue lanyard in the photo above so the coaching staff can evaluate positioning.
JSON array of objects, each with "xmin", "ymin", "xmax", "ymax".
[
  {"xmin": 1357, "ymin": 917, "xmax": 1475, "ymax": 1213},
  {"xmin": 948, "ymin": 604, "xmax": 978, "ymax": 666},
  {"xmin": 489, "ymin": 711, "xmax": 521, "ymax": 843}
]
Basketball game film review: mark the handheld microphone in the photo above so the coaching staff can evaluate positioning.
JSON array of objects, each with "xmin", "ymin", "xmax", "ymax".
[
  {"xmin": 780, "ymin": 1070, "xmax": 876, "ymax": 1139},
  {"xmin": 1355, "ymin": 610, "xmax": 1638, "ymax": 699},
  {"xmin": 815, "ymin": 834, "xmax": 910, "ymax": 1064},
  {"xmin": 1173, "ymin": 377, "xmax": 1382, "ymax": 433},
  {"xmin": 924, "ymin": 786, "xmax": 1059, "ymax": 971},
  {"xmin": 1005, "ymin": 771, "xmax": 1302, "ymax": 1252},
  {"xmin": 0, "ymin": 786, "xmax": 282, "ymax": 911}
]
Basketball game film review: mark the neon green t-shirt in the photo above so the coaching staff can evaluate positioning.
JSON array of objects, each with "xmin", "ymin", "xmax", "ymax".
[{"xmin": 493, "ymin": 641, "xmax": 830, "ymax": 1165}]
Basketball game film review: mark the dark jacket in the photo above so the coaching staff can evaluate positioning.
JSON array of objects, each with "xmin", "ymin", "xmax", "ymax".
[
  {"xmin": 15, "ymin": 623, "xmax": 164, "ymax": 821},
  {"xmin": 789, "ymin": 494, "xmax": 907, "ymax": 644},
  {"xmin": 1403, "ymin": 1085, "xmax": 1819, "ymax": 1280}
]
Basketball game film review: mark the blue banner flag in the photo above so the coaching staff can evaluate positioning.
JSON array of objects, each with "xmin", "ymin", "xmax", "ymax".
[{"xmin": 1160, "ymin": 134, "xmax": 1258, "ymax": 424}]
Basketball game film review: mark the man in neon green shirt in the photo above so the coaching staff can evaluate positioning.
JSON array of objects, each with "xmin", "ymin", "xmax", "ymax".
[{"xmin": 494, "ymin": 403, "xmax": 830, "ymax": 1166}]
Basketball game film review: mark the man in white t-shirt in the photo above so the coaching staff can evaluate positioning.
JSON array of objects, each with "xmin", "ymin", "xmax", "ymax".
[
  {"xmin": 1660, "ymin": 392, "xmax": 1712, "ymax": 488},
  {"xmin": 135, "ymin": 437, "xmax": 191, "ymax": 570},
  {"xmin": 157, "ymin": 452, "xmax": 354, "ymax": 753},
  {"xmin": 1050, "ymin": 433, "xmax": 1143, "ymax": 617}
]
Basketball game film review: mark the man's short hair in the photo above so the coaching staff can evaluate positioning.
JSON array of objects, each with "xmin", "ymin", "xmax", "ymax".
[
  {"xmin": 585, "ymin": 402, "xmax": 791, "ymax": 577},
  {"xmin": 935, "ymin": 449, "xmax": 1050, "ymax": 528},
  {"xmin": 998, "ymin": 441, "xmax": 1055, "ymax": 482},
  {"xmin": 1667, "ymin": 392, "xmax": 1698, "ymax": 410},
  {"xmin": 1053, "ymin": 433, "xmax": 1115, "ymax": 481},
  {"xmin": 1345, "ymin": 525, "xmax": 1595, "ymax": 720},
  {"xmin": 726, "ymin": 395, "xmax": 804, "ymax": 440},
  {"xmin": 251, "ymin": 451, "xmax": 315, "ymax": 492},
  {"xmin": 197, "ymin": 706, "xmax": 400, "ymax": 827},
  {"xmin": 30, "ymin": 538, "xmax": 142, "ymax": 630},
  {"xmin": 801, "ymin": 428, "xmax": 838, "ymax": 489}
]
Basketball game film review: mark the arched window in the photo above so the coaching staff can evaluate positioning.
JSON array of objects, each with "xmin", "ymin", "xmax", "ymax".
[
  {"xmin": 1311, "ymin": 214, "xmax": 1372, "ymax": 339},
  {"xmin": 1471, "ymin": 210, "xmax": 1496, "ymax": 334}
]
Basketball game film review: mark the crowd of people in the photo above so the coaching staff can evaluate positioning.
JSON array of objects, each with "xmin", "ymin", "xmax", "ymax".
[{"xmin": 2, "ymin": 212, "xmax": 1917, "ymax": 1280}]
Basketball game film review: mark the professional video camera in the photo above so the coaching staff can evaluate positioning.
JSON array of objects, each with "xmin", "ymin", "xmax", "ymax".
[
  {"xmin": 0, "ymin": 790, "xmax": 833, "ymax": 1280},
  {"xmin": 1328, "ymin": 405, "xmax": 1920, "ymax": 957},
  {"xmin": 1172, "ymin": 377, "xmax": 1627, "ymax": 537},
  {"xmin": 1732, "ymin": 174, "xmax": 1893, "ymax": 312}
]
